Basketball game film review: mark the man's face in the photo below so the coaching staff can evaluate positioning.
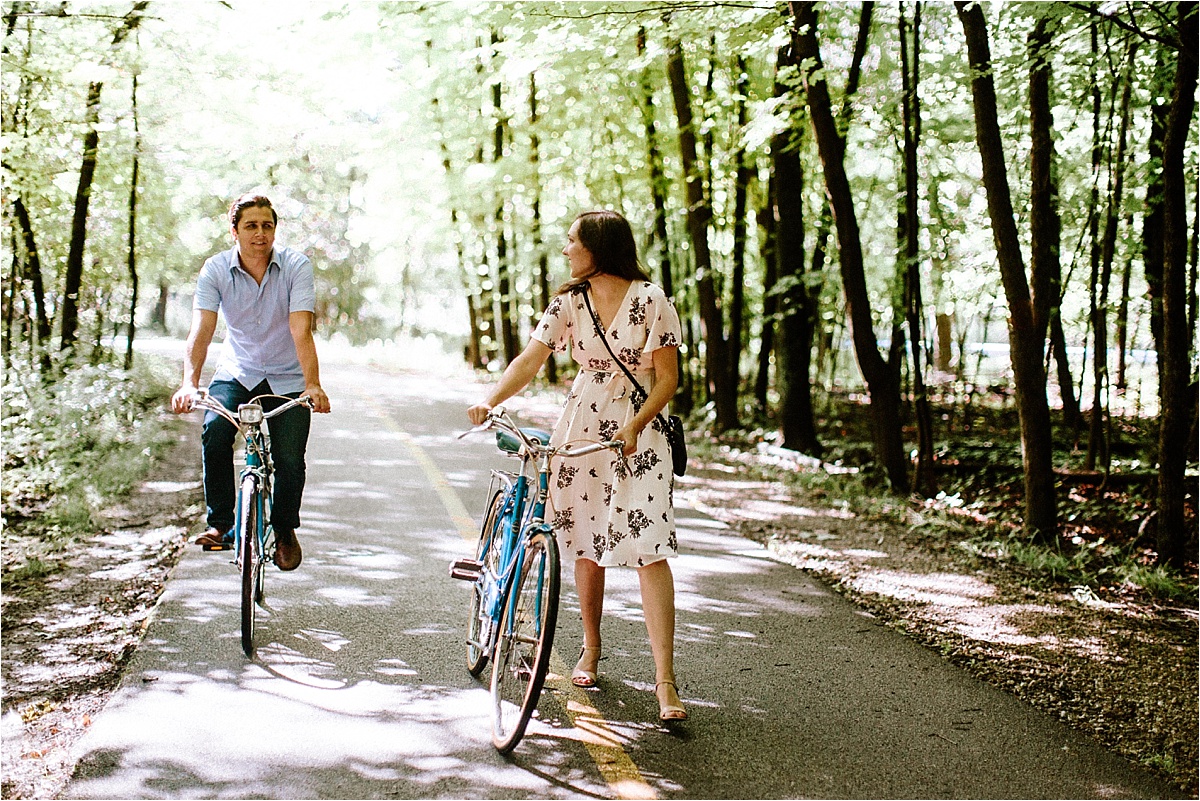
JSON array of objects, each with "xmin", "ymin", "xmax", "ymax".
[{"xmin": 232, "ymin": 207, "xmax": 276, "ymax": 261}]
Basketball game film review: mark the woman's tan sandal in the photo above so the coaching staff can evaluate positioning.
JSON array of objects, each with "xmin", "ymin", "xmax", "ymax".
[
  {"xmin": 655, "ymin": 680, "xmax": 688, "ymax": 722},
  {"xmin": 571, "ymin": 646, "xmax": 602, "ymax": 688}
]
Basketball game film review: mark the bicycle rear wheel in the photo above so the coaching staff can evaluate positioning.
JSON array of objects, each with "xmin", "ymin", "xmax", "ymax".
[
  {"xmin": 490, "ymin": 529, "xmax": 560, "ymax": 753},
  {"xmin": 467, "ymin": 488, "xmax": 506, "ymax": 676},
  {"xmin": 238, "ymin": 474, "xmax": 260, "ymax": 657}
]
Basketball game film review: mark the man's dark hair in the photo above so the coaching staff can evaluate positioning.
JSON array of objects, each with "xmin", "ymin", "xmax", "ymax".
[
  {"xmin": 557, "ymin": 210, "xmax": 651, "ymax": 295},
  {"xmin": 229, "ymin": 194, "xmax": 278, "ymax": 228}
]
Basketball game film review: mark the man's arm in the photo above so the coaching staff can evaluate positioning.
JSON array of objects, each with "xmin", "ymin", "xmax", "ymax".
[
  {"xmin": 289, "ymin": 310, "xmax": 330, "ymax": 413},
  {"xmin": 170, "ymin": 309, "xmax": 218, "ymax": 414}
]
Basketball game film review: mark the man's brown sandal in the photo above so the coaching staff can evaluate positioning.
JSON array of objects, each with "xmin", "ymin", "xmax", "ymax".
[{"xmin": 195, "ymin": 528, "xmax": 232, "ymax": 551}]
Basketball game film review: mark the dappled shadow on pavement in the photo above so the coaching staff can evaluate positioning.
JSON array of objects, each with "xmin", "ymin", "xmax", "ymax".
[{"xmin": 65, "ymin": 363, "xmax": 1182, "ymax": 799}]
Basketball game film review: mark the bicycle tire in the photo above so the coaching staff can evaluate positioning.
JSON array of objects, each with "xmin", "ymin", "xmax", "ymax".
[
  {"xmin": 490, "ymin": 529, "xmax": 560, "ymax": 753},
  {"xmin": 467, "ymin": 488, "xmax": 506, "ymax": 676},
  {"xmin": 238, "ymin": 474, "xmax": 259, "ymax": 657}
]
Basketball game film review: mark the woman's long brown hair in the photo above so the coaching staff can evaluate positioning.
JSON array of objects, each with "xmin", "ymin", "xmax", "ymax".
[{"xmin": 556, "ymin": 210, "xmax": 651, "ymax": 296}]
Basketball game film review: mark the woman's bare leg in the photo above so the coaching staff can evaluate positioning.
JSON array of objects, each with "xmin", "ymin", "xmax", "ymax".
[
  {"xmin": 638, "ymin": 559, "xmax": 684, "ymax": 715},
  {"xmin": 574, "ymin": 558, "xmax": 606, "ymax": 676}
]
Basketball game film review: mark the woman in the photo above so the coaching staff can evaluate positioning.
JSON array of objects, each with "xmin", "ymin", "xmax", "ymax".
[{"xmin": 467, "ymin": 210, "xmax": 687, "ymax": 722}]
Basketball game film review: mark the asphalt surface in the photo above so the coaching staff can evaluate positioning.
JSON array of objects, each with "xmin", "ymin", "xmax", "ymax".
[{"xmin": 63, "ymin": 357, "xmax": 1180, "ymax": 799}]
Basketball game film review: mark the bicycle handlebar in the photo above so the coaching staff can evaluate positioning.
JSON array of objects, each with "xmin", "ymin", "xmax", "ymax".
[
  {"xmin": 189, "ymin": 390, "xmax": 314, "ymax": 429},
  {"xmin": 459, "ymin": 406, "xmax": 623, "ymax": 458}
]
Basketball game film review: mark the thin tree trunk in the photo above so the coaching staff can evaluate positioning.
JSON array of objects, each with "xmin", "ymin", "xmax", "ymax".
[
  {"xmin": 666, "ymin": 32, "xmax": 733, "ymax": 430},
  {"xmin": 754, "ymin": 189, "xmax": 777, "ymax": 413},
  {"xmin": 529, "ymin": 72, "xmax": 557, "ymax": 385},
  {"xmin": 725, "ymin": 54, "xmax": 751, "ymax": 430},
  {"xmin": 60, "ymin": 1, "xmax": 148, "ymax": 353},
  {"xmin": 5, "ymin": 225, "xmax": 19, "ymax": 365},
  {"xmin": 1144, "ymin": 49, "xmax": 1170, "ymax": 357},
  {"xmin": 900, "ymin": 2, "xmax": 935, "ymax": 496},
  {"xmin": 124, "ymin": 72, "xmax": 140, "ymax": 370},
  {"xmin": 1028, "ymin": 14, "xmax": 1081, "ymax": 431},
  {"xmin": 1156, "ymin": 1, "xmax": 1198, "ymax": 568},
  {"xmin": 955, "ymin": 0, "xmax": 1057, "ymax": 540},
  {"xmin": 491, "ymin": 33, "xmax": 516, "ymax": 366},
  {"xmin": 792, "ymin": 1, "xmax": 906, "ymax": 488},
  {"xmin": 637, "ymin": 27, "xmax": 674, "ymax": 300},
  {"xmin": 1115, "ymin": 213, "xmax": 1134, "ymax": 390}
]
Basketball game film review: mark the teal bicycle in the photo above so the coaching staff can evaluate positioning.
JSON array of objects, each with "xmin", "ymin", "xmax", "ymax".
[
  {"xmin": 451, "ymin": 407, "xmax": 621, "ymax": 752},
  {"xmin": 190, "ymin": 389, "xmax": 313, "ymax": 657}
]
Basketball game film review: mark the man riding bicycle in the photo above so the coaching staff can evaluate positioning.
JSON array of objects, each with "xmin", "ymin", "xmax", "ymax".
[{"xmin": 170, "ymin": 193, "xmax": 331, "ymax": 570}]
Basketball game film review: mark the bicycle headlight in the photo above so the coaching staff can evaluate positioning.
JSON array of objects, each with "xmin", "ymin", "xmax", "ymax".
[{"xmin": 238, "ymin": 404, "xmax": 264, "ymax": 425}]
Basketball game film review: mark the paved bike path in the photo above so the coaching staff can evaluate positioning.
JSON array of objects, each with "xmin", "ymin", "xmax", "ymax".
[{"xmin": 64, "ymin": 360, "xmax": 1178, "ymax": 799}]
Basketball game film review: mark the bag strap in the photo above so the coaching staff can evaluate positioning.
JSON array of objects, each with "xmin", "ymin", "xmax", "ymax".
[{"xmin": 580, "ymin": 285, "xmax": 671, "ymax": 431}]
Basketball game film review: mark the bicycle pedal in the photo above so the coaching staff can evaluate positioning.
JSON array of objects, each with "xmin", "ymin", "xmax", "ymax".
[
  {"xmin": 449, "ymin": 558, "xmax": 483, "ymax": 581},
  {"xmin": 201, "ymin": 542, "xmax": 232, "ymax": 551}
]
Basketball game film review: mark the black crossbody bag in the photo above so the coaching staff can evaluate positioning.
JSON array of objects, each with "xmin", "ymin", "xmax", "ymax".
[{"xmin": 581, "ymin": 286, "xmax": 688, "ymax": 477}]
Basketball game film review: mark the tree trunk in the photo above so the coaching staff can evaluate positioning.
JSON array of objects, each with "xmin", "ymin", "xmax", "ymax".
[
  {"xmin": 529, "ymin": 72, "xmax": 557, "ymax": 385},
  {"xmin": 791, "ymin": 2, "xmax": 906, "ymax": 488},
  {"xmin": 491, "ymin": 35, "xmax": 516, "ymax": 366},
  {"xmin": 724, "ymin": 55, "xmax": 751, "ymax": 430},
  {"xmin": 637, "ymin": 28, "xmax": 674, "ymax": 300},
  {"xmin": 666, "ymin": 32, "xmax": 734, "ymax": 430},
  {"xmin": 955, "ymin": 0, "xmax": 1057, "ymax": 540},
  {"xmin": 124, "ymin": 72, "xmax": 140, "ymax": 371},
  {"xmin": 900, "ymin": 2, "xmax": 935, "ymax": 496},
  {"xmin": 1144, "ymin": 49, "xmax": 1170, "ymax": 357},
  {"xmin": 1089, "ymin": 40, "xmax": 1137, "ymax": 471},
  {"xmin": 1156, "ymin": 1, "xmax": 1198, "ymax": 568},
  {"xmin": 754, "ymin": 188, "xmax": 777, "ymax": 414},
  {"xmin": 59, "ymin": 1, "xmax": 148, "ymax": 353},
  {"xmin": 773, "ymin": 46, "xmax": 820, "ymax": 455},
  {"xmin": 1115, "ymin": 213, "xmax": 1134, "ymax": 389},
  {"xmin": 1027, "ymin": 14, "xmax": 1081, "ymax": 431}
]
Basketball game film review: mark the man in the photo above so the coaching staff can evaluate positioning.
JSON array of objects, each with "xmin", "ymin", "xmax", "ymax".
[{"xmin": 170, "ymin": 193, "xmax": 331, "ymax": 570}]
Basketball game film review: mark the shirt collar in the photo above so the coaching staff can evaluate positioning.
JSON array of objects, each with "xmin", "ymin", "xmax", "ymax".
[{"xmin": 229, "ymin": 246, "xmax": 280, "ymax": 276}]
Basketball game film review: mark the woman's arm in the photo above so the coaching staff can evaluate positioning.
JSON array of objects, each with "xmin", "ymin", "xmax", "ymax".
[
  {"xmin": 467, "ymin": 339, "xmax": 554, "ymax": 424},
  {"xmin": 613, "ymin": 346, "xmax": 679, "ymax": 455}
]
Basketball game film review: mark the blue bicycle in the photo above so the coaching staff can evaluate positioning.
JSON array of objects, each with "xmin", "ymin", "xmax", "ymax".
[
  {"xmin": 190, "ymin": 390, "xmax": 313, "ymax": 657},
  {"xmin": 452, "ymin": 407, "xmax": 621, "ymax": 752}
]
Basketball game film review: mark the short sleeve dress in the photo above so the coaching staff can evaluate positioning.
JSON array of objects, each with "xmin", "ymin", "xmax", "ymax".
[{"xmin": 530, "ymin": 281, "xmax": 683, "ymax": 568}]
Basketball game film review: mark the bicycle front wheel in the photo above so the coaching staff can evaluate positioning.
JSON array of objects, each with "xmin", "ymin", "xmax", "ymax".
[
  {"xmin": 238, "ymin": 474, "xmax": 260, "ymax": 657},
  {"xmin": 490, "ymin": 529, "xmax": 560, "ymax": 753},
  {"xmin": 467, "ymin": 488, "xmax": 506, "ymax": 676}
]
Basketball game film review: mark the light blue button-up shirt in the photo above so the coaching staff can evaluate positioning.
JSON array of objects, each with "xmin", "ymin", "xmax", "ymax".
[{"xmin": 193, "ymin": 245, "xmax": 316, "ymax": 395}]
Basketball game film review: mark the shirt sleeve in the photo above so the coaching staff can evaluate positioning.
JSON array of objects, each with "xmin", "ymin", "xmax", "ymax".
[
  {"xmin": 530, "ymin": 295, "xmax": 571, "ymax": 353},
  {"xmin": 644, "ymin": 286, "xmax": 682, "ymax": 353},
  {"xmin": 287, "ymin": 252, "xmax": 316, "ymax": 314},
  {"xmin": 193, "ymin": 259, "xmax": 221, "ymax": 312}
]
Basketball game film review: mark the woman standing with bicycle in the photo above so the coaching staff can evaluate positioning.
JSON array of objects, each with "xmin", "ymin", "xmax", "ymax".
[{"xmin": 467, "ymin": 209, "xmax": 687, "ymax": 722}]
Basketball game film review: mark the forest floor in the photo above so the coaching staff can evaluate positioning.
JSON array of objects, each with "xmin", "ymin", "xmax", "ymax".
[{"xmin": 2, "ymin": 398, "xmax": 1197, "ymax": 798}]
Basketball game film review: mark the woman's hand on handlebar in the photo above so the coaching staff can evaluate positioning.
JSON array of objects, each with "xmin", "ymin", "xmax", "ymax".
[
  {"xmin": 467, "ymin": 403, "xmax": 492, "ymax": 426},
  {"xmin": 613, "ymin": 422, "xmax": 641, "ymax": 457}
]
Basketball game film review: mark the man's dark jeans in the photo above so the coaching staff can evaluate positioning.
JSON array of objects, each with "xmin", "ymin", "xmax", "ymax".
[{"xmin": 202, "ymin": 379, "xmax": 310, "ymax": 534}]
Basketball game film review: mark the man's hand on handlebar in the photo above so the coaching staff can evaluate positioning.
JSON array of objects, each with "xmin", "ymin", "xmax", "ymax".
[
  {"xmin": 170, "ymin": 385, "xmax": 199, "ymax": 415},
  {"xmin": 303, "ymin": 385, "xmax": 331, "ymax": 414}
]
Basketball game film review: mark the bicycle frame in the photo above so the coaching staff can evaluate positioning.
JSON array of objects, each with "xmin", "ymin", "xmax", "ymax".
[
  {"xmin": 234, "ymin": 423, "xmax": 273, "ymax": 575},
  {"xmin": 453, "ymin": 408, "xmax": 621, "ymax": 752},
  {"xmin": 189, "ymin": 390, "xmax": 311, "ymax": 656}
]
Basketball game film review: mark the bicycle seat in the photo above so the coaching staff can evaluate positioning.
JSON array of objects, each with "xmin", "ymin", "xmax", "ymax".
[{"xmin": 496, "ymin": 428, "xmax": 551, "ymax": 454}]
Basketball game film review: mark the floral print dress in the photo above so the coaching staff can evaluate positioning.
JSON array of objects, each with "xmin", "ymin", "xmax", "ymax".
[{"xmin": 530, "ymin": 281, "xmax": 683, "ymax": 567}]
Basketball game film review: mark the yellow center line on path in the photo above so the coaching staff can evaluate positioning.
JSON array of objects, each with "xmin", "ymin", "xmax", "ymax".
[{"xmin": 360, "ymin": 395, "xmax": 657, "ymax": 800}]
